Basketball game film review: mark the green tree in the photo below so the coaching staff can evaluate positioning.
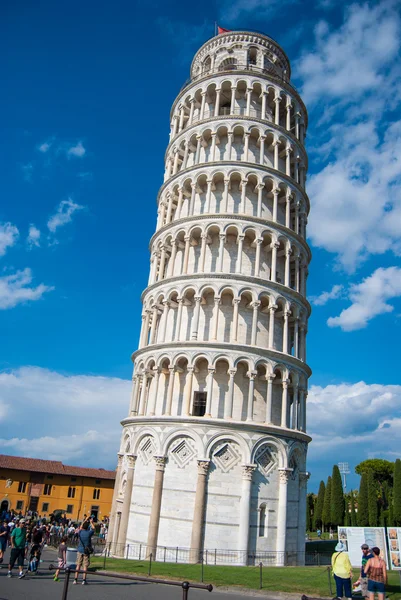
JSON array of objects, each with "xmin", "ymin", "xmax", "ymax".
[
  {"xmin": 322, "ymin": 476, "xmax": 332, "ymax": 530},
  {"xmin": 358, "ymin": 473, "xmax": 369, "ymax": 526},
  {"xmin": 355, "ymin": 459, "xmax": 394, "ymax": 486},
  {"xmin": 350, "ymin": 491, "xmax": 357, "ymax": 526},
  {"xmin": 306, "ymin": 493, "xmax": 315, "ymax": 532},
  {"xmin": 314, "ymin": 481, "xmax": 325, "ymax": 529},
  {"xmin": 393, "ymin": 459, "xmax": 401, "ymax": 525},
  {"xmin": 331, "ymin": 465, "xmax": 345, "ymax": 526},
  {"xmin": 368, "ymin": 470, "xmax": 378, "ymax": 526}
]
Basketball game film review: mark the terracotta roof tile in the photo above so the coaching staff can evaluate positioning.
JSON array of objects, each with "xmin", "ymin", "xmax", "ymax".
[{"xmin": 0, "ymin": 454, "xmax": 116, "ymax": 480}]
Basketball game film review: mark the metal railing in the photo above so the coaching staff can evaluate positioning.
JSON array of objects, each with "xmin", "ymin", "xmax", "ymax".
[
  {"xmin": 49, "ymin": 534, "xmax": 333, "ymax": 567},
  {"xmin": 48, "ymin": 565, "xmax": 213, "ymax": 600},
  {"xmin": 180, "ymin": 64, "xmax": 300, "ymax": 96}
]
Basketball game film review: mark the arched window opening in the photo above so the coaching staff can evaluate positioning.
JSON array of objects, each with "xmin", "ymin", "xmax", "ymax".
[
  {"xmin": 248, "ymin": 47, "xmax": 258, "ymax": 66},
  {"xmin": 218, "ymin": 57, "xmax": 238, "ymax": 72}
]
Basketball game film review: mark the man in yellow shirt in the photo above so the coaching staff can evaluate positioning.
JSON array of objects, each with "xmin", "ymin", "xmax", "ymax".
[{"xmin": 332, "ymin": 541, "xmax": 353, "ymax": 599}]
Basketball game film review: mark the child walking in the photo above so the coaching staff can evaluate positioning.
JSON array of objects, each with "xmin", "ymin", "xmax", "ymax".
[{"xmin": 54, "ymin": 536, "xmax": 67, "ymax": 582}]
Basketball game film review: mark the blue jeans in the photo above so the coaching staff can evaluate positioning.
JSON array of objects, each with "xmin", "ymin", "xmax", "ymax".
[{"xmin": 334, "ymin": 574, "xmax": 352, "ymax": 598}]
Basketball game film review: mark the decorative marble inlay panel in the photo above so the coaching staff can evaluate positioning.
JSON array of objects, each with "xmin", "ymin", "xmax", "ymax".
[
  {"xmin": 139, "ymin": 437, "xmax": 156, "ymax": 465},
  {"xmin": 213, "ymin": 443, "xmax": 240, "ymax": 473},
  {"xmin": 170, "ymin": 439, "xmax": 196, "ymax": 468},
  {"xmin": 255, "ymin": 445, "xmax": 277, "ymax": 477}
]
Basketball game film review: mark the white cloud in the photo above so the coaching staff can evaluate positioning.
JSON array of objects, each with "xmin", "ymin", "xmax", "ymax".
[
  {"xmin": 47, "ymin": 198, "xmax": 84, "ymax": 233},
  {"xmin": 0, "ymin": 223, "xmax": 19, "ymax": 257},
  {"xmin": 327, "ymin": 266, "xmax": 401, "ymax": 331},
  {"xmin": 310, "ymin": 284, "xmax": 343, "ymax": 306},
  {"xmin": 295, "ymin": 1, "xmax": 401, "ymax": 270},
  {"xmin": 26, "ymin": 224, "xmax": 41, "ymax": 248},
  {"xmin": 67, "ymin": 141, "xmax": 86, "ymax": 158},
  {"xmin": 307, "ymin": 380, "xmax": 401, "ymax": 486},
  {"xmin": 0, "ymin": 367, "xmax": 130, "ymax": 468},
  {"xmin": 37, "ymin": 139, "xmax": 53, "ymax": 153},
  {"xmin": 0, "ymin": 268, "xmax": 53, "ymax": 309}
]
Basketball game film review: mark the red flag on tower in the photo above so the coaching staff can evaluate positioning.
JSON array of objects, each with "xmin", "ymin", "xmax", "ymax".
[{"xmin": 217, "ymin": 26, "xmax": 231, "ymax": 34}]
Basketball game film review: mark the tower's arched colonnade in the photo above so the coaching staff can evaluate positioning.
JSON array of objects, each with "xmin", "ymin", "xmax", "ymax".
[{"xmin": 109, "ymin": 30, "xmax": 311, "ymax": 566}]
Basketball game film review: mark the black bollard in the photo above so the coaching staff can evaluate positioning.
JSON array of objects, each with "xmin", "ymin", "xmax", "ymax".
[{"xmin": 61, "ymin": 568, "xmax": 71, "ymax": 600}]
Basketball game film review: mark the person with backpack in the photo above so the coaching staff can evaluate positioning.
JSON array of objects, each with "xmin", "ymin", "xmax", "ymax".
[
  {"xmin": 73, "ymin": 518, "xmax": 94, "ymax": 585},
  {"xmin": 332, "ymin": 541, "xmax": 353, "ymax": 600},
  {"xmin": 364, "ymin": 546, "xmax": 387, "ymax": 600}
]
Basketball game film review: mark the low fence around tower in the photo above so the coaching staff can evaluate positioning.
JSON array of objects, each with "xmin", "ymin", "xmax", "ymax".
[{"xmin": 49, "ymin": 534, "xmax": 332, "ymax": 567}]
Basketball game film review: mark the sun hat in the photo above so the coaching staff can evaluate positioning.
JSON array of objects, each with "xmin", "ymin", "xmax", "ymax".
[{"xmin": 335, "ymin": 541, "xmax": 346, "ymax": 552}]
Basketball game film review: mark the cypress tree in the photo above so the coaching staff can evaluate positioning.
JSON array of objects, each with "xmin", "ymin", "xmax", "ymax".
[
  {"xmin": 314, "ymin": 481, "xmax": 325, "ymax": 529},
  {"xmin": 322, "ymin": 476, "xmax": 332, "ymax": 530},
  {"xmin": 350, "ymin": 492, "xmax": 357, "ymax": 526},
  {"xmin": 368, "ymin": 470, "xmax": 378, "ymax": 526},
  {"xmin": 306, "ymin": 493, "xmax": 314, "ymax": 532},
  {"xmin": 358, "ymin": 473, "xmax": 369, "ymax": 526},
  {"xmin": 393, "ymin": 459, "xmax": 401, "ymax": 526},
  {"xmin": 331, "ymin": 465, "xmax": 345, "ymax": 526}
]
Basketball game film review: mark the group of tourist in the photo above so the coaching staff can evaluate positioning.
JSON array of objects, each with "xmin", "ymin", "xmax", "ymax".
[
  {"xmin": 0, "ymin": 512, "xmax": 107, "ymax": 584},
  {"xmin": 332, "ymin": 542, "xmax": 387, "ymax": 600}
]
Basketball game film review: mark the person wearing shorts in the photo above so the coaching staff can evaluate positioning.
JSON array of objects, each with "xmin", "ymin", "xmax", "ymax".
[
  {"xmin": 8, "ymin": 519, "xmax": 26, "ymax": 578},
  {"xmin": 364, "ymin": 546, "xmax": 387, "ymax": 600},
  {"xmin": 74, "ymin": 518, "xmax": 94, "ymax": 585}
]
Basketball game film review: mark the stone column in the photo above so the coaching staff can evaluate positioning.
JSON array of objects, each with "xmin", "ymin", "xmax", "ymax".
[
  {"xmin": 147, "ymin": 456, "xmax": 167, "ymax": 558},
  {"xmin": 230, "ymin": 86, "xmax": 236, "ymax": 113},
  {"xmin": 189, "ymin": 99, "xmax": 195, "ymax": 125},
  {"xmin": 116, "ymin": 455, "xmax": 137, "ymax": 554},
  {"xmin": 274, "ymin": 96, "xmax": 281, "ymax": 126},
  {"xmin": 205, "ymin": 179, "xmax": 213, "ymax": 212},
  {"xmin": 246, "ymin": 371, "xmax": 257, "ymax": 421},
  {"xmin": 276, "ymin": 468, "xmax": 292, "ymax": 566},
  {"xmin": 284, "ymin": 249, "xmax": 291, "ymax": 287},
  {"xmin": 210, "ymin": 132, "xmax": 217, "ymax": 162},
  {"xmin": 165, "ymin": 366, "xmax": 176, "ymax": 416},
  {"xmin": 286, "ymin": 194, "xmax": 292, "ymax": 228},
  {"xmin": 226, "ymin": 133, "xmax": 233, "ymax": 160},
  {"xmin": 232, "ymin": 298, "xmax": 240, "ymax": 342},
  {"xmin": 189, "ymin": 460, "xmax": 210, "ymax": 563},
  {"xmin": 297, "ymin": 472, "xmax": 310, "ymax": 564},
  {"xmin": 251, "ymin": 301, "xmax": 260, "ymax": 345},
  {"xmin": 199, "ymin": 233, "xmax": 208, "ymax": 272},
  {"xmin": 268, "ymin": 305, "xmax": 277, "ymax": 349},
  {"xmin": 183, "ymin": 366, "xmax": 195, "ymax": 416},
  {"xmin": 167, "ymin": 241, "xmax": 177, "ymax": 277},
  {"xmin": 283, "ymin": 310, "xmax": 290, "ymax": 353},
  {"xmin": 243, "ymin": 132, "xmax": 250, "ymax": 162},
  {"xmin": 254, "ymin": 238, "xmax": 262, "ymax": 277},
  {"xmin": 148, "ymin": 368, "xmax": 161, "ymax": 416},
  {"xmin": 225, "ymin": 369, "xmax": 236, "ymax": 419},
  {"xmin": 259, "ymin": 135, "xmax": 266, "ymax": 165},
  {"xmin": 256, "ymin": 184, "xmax": 264, "ymax": 218},
  {"xmin": 195, "ymin": 136, "xmax": 202, "ymax": 164},
  {"xmin": 272, "ymin": 187, "xmax": 279, "ymax": 221},
  {"xmin": 211, "ymin": 297, "xmax": 221, "ymax": 341},
  {"xmin": 291, "ymin": 384, "xmax": 298, "ymax": 429},
  {"xmin": 214, "ymin": 88, "xmax": 221, "ymax": 116},
  {"xmin": 236, "ymin": 234, "xmax": 245, "ymax": 274},
  {"xmin": 238, "ymin": 464, "xmax": 256, "ymax": 565},
  {"xmin": 293, "ymin": 317, "xmax": 299, "ymax": 358},
  {"xmin": 140, "ymin": 310, "xmax": 151, "ymax": 347},
  {"xmin": 286, "ymin": 148, "xmax": 292, "ymax": 177},
  {"xmin": 183, "ymin": 235, "xmax": 190, "ymax": 274},
  {"xmin": 173, "ymin": 149, "xmax": 180, "ymax": 175},
  {"xmin": 175, "ymin": 298, "xmax": 184, "ymax": 341},
  {"xmin": 204, "ymin": 367, "xmax": 215, "ymax": 417},
  {"xmin": 191, "ymin": 296, "xmax": 202, "ymax": 340},
  {"xmin": 158, "ymin": 246, "xmax": 167, "ymax": 280},
  {"xmin": 217, "ymin": 234, "xmax": 225, "ymax": 272},
  {"xmin": 286, "ymin": 101, "xmax": 291, "ymax": 130},
  {"xmin": 160, "ymin": 301, "xmax": 170, "ymax": 342},
  {"xmin": 149, "ymin": 305, "xmax": 159, "ymax": 345},
  {"xmin": 273, "ymin": 141, "xmax": 279, "ymax": 170},
  {"xmin": 261, "ymin": 92, "xmax": 267, "ymax": 119},
  {"xmin": 265, "ymin": 375, "xmax": 275, "ymax": 423},
  {"xmin": 200, "ymin": 92, "xmax": 206, "ymax": 120},
  {"xmin": 129, "ymin": 375, "xmax": 138, "ymax": 415},
  {"xmin": 281, "ymin": 379, "xmax": 289, "ymax": 428},
  {"xmin": 176, "ymin": 187, "xmax": 184, "ymax": 219},
  {"xmin": 138, "ymin": 373, "xmax": 149, "ymax": 416},
  {"xmin": 106, "ymin": 453, "xmax": 124, "ymax": 551},
  {"xmin": 271, "ymin": 242, "xmax": 279, "ymax": 282},
  {"xmin": 246, "ymin": 88, "xmax": 252, "ymax": 116},
  {"xmin": 240, "ymin": 179, "xmax": 248, "ymax": 213}
]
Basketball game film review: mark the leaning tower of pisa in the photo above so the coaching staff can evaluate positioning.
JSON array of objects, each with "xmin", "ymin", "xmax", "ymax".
[{"xmin": 109, "ymin": 30, "xmax": 311, "ymax": 566}]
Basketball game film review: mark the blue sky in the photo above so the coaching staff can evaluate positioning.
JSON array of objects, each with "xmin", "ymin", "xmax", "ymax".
[{"xmin": 1, "ymin": 0, "xmax": 401, "ymax": 491}]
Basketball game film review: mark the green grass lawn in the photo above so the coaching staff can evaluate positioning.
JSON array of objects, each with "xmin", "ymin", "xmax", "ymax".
[{"xmin": 90, "ymin": 557, "xmax": 401, "ymax": 598}]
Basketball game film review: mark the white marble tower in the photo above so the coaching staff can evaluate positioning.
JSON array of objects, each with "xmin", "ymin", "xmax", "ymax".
[{"xmin": 109, "ymin": 30, "xmax": 311, "ymax": 566}]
